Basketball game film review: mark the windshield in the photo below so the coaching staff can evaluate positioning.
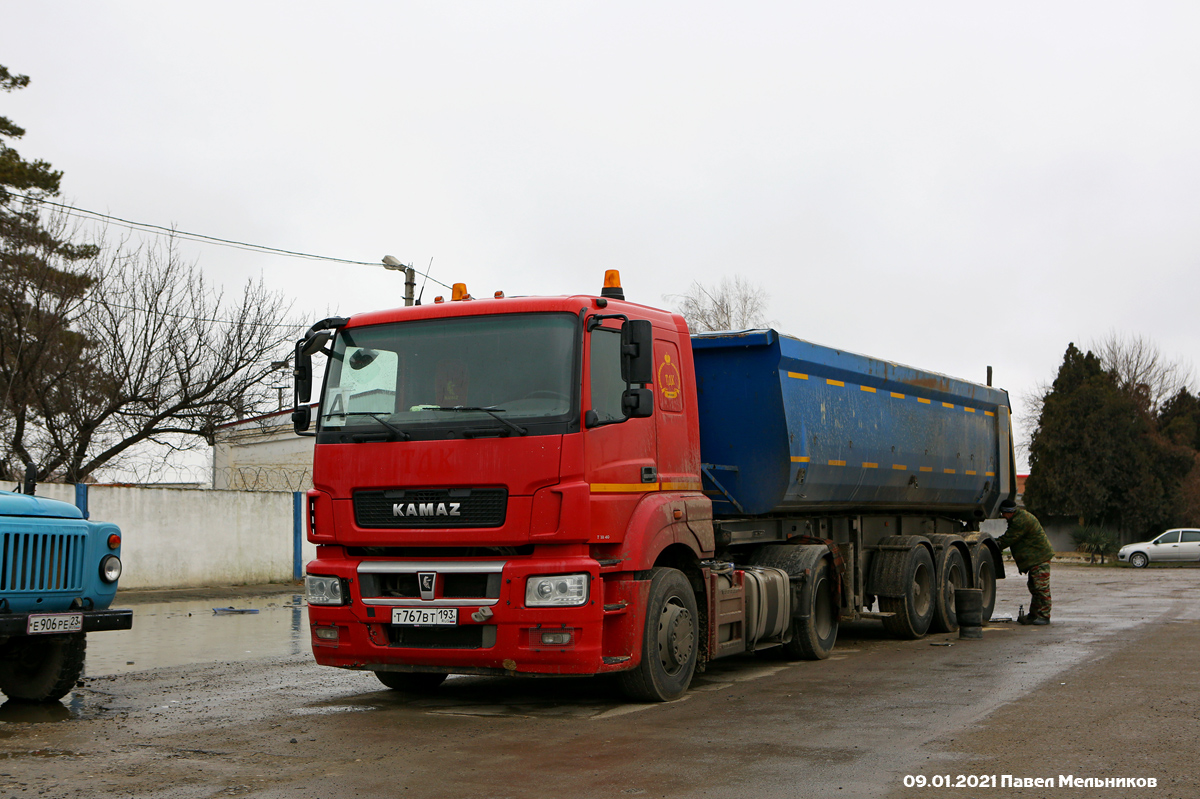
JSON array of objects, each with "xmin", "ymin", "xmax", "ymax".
[{"xmin": 318, "ymin": 313, "xmax": 579, "ymax": 441}]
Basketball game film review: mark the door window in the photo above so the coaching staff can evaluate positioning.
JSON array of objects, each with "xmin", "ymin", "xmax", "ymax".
[
  {"xmin": 1154, "ymin": 531, "xmax": 1180, "ymax": 544},
  {"xmin": 589, "ymin": 327, "xmax": 625, "ymax": 425}
]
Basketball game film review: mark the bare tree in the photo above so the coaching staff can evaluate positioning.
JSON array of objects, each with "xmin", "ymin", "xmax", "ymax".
[
  {"xmin": 665, "ymin": 276, "xmax": 771, "ymax": 333},
  {"xmin": 2, "ymin": 231, "xmax": 301, "ymax": 483},
  {"xmin": 1091, "ymin": 332, "xmax": 1194, "ymax": 417}
]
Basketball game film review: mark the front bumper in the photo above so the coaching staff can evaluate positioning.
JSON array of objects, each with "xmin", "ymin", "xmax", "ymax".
[
  {"xmin": 0, "ymin": 608, "xmax": 133, "ymax": 637},
  {"xmin": 306, "ymin": 554, "xmax": 642, "ymax": 677}
]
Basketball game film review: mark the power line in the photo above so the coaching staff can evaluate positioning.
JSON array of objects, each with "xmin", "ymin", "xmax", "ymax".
[{"xmin": 7, "ymin": 192, "xmax": 454, "ymax": 290}]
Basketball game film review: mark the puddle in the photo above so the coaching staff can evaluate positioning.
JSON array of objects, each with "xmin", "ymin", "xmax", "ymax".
[{"xmin": 83, "ymin": 595, "xmax": 309, "ymax": 676}]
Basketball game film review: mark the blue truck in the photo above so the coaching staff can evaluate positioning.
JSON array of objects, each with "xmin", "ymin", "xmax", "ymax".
[{"xmin": 0, "ymin": 486, "xmax": 132, "ymax": 702}]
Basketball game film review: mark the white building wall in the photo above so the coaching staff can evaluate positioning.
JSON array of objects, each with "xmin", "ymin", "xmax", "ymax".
[{"xmin": 37, "ymin": 484, "xmax": 317, "ymax": 590}]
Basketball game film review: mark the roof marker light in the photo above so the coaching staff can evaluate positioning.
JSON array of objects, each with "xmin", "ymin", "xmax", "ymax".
[{"xmin": 494, "ymin": 290, "xmax": 505, "ymax": 299}]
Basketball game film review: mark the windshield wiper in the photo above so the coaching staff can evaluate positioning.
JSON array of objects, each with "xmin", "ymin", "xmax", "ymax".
[
  {"xmin": 326, "ymin": 412, "xmax": 411, "ymax": 441},
  {"xmin": 424, "ymin": 405, "xmax": 528, "ymax": 437}
]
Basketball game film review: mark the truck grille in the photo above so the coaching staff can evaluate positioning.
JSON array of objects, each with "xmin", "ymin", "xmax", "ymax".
[
  {"xmin": 354, "ymin": 488, "xmax": 508, "ymax": 529},
  {"xmin": 0, "ymin": 531, "xmax": 86, "ymax": 593}
]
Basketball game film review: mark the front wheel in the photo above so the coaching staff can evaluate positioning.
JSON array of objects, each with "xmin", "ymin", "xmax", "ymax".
[
  {"xmin": 374, "ymin": 671, "xmax": 448, "ymax": 692},
  {"xmin": 0, "ymin": 633, "xmax": 87, "ymax": 702},
  {"xmin": 1130, "ymin": 552, "xmax": 1149, "ymax": 568},
  {"xmin": 618, "ymin": 568, "xmax": 698, "ymax": 702}
]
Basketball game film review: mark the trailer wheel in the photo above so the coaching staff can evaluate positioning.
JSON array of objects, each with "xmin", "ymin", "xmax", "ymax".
[
  {"xmin": 374, "ymin": 671, "xmax": 448, "ymax": 692},
  {"xmin": 930, "ymin": 547, "xmax": 968, "ymax": 634},
  {"xmin": 879, "ymin": 546, "xmax": 935, "ymax": 639},
  {"xmin": 0, "ymin": 633, "xmax": 87, "ymax": 702},
  {"xmin": 780, "ymin": 557, "xmax": 839, "ymax": 660},
  {"xmin": 618, "ymin": 567, "xmax": 698, "ymax": 702},
  {"xmin": 974, "ymin": 547, "xmax": 997, "ymax": 623}
]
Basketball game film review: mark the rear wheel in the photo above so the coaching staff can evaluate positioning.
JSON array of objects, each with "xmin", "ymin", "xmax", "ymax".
[
  {"xmin": 0, "ymin": 633, "xmax": 87, "ymax": 702},
  {"xmin": 1130, "ymin": 552, "xmax": 1149, "ymax": 568},
  {"xmin": 618, "ymin": 568, "xmax": 698, "ymax": 702},
  {"xmin": 974, "ymin": 547, "xmax": 997, "ymax": 622},
  {"xmin": 374, "ymin": 671, "xmax": 448, "ymax": 692},
  {"xmin": 880, "ymin": 546, "xmax": 936, "ymax": 640},
  {"xmin": 780, "ymin": 557, "xmax": 839, "ymax": 660},
  {"xmin": 930, "ymin": 547, "xmax": 968, "ymax": 634}
]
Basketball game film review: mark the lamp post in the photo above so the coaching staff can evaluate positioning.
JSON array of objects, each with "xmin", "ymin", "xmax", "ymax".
[{"xmin": 382, "ymin": 255, "xmax": 417, "ymax": 306}]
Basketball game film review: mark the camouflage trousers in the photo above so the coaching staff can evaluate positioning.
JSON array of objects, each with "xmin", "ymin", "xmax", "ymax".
[{"xmin": 1025, "ymin": 562, "xmax": 1052, "ymax": 620}]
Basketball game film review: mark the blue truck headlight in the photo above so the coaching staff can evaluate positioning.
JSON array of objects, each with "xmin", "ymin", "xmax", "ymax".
[
  {"xmin": 305, "ymin": 575, "xmax": 349, "ymax": 606},
  {"xmin": 525, "ymin": 574, "xmax": 589, "ymax": 607},
  {"xmin": 99, "ymin": 555, "xmax": 122, "ymax": 583}
]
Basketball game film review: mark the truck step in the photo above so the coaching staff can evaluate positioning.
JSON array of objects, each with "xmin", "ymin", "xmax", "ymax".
[{"xmin": 857, "ymin": 611, "xmax": 897, "ymax": 620}]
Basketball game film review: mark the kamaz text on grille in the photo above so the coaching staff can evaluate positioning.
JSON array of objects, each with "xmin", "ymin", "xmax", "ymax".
[{"xmin": 393, "ymin": 502, "xmax": 461, "ymax": 518}]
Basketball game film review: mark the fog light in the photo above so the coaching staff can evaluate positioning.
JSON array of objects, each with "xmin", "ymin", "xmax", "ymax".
[
  {"xmin": 314, "ymin": 627, "xmax": 340, "ymax": 641},
  {"xmin": 540, "ymin": 631, "xmax": 573, "ymax": 646}
]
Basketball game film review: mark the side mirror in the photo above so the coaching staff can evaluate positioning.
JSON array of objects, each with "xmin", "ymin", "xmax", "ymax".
[
  {"xmin": 621, "ymin": 320, "xmax": 654, "ymax": 385},
  {"xmin": 622, "ymin": 387, "xmax": 654, "ymax": 419},
  {"xmin": 294, "ymin": 340, "xmax": 313, "ymax": 404},
  {"xmin": 292, "ymin": 405, "xmax": 313, "ymax": 434}
]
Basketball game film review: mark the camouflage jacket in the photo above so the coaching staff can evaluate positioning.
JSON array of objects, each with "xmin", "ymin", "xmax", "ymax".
[{"xmin": 996, "ymin": 508, "xmax": 1055, "ymax": 573}]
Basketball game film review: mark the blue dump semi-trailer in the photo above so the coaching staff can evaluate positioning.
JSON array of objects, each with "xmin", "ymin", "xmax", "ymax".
[
  {"xmin": 0, "ymin": 488, "xmax": 132, "ymax": 702},
  {"xmin": 690, "ymin": 330, "xmax": 1012, "ymax": 658}
]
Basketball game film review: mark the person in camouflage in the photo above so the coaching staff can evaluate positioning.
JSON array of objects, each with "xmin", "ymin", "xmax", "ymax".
[{"xmin": 996, "ymin": 499, "xmax": 1054, "ymax": 625}]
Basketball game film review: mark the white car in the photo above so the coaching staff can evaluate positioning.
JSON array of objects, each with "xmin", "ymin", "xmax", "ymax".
[{"xmin": 1118, "ymin": 529, "xmax": 1200, "ymax": 568}]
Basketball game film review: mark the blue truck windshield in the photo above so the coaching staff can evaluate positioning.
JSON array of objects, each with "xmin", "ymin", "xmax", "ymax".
[{"xmin": 318, "ymin": 313, "xmax": 579, "ymax": 441}]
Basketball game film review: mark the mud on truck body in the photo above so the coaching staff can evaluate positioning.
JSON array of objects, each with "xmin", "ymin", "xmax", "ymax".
[{"xmin": 295, "ymin": 272, "xmax": 1013, "ymax": 701}]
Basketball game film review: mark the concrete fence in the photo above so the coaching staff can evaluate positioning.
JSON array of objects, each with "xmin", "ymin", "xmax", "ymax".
[{"xmin": 36, "ymin": 484, "xmax": 316, "ymax": 590}]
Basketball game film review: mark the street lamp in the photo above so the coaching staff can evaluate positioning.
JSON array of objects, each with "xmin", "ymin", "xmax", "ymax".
[{"xmin": 382, "ymin": 255, "xmax": 417, "ymax": 306}]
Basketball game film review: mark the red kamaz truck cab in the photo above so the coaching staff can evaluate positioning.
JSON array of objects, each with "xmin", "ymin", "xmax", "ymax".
[{"xmin": 297, "ymin": 272, "xmax": 713, "ymax": 700}]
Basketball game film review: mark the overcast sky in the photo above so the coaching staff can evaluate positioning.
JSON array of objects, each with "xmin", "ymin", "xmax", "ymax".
[{"xmin": 5, "ymin": 2, "xmax": 1199, "ymax": 470}]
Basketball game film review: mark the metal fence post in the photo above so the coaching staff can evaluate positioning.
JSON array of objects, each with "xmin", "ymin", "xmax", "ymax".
[
  {"xmin": 75, "ymin": 483, "xmax": 90, "ymax": 519},
  {"xmin": 293, "ymin": 491, "xmax": 303, "ymax": 581}
]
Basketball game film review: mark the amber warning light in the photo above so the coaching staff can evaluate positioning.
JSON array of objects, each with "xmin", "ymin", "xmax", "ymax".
[{"xmin": 601, "ymin": 270, "xmax": 625, "ymax": 301}]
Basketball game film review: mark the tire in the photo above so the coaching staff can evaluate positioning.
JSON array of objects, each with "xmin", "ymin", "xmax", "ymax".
[
  {"xmin": 780, "ymin": 557, "xmax": 839, "ymax": 660},
  {"xmin": 374, "ymin": 671, "xmax": 448, "ymax": 692},
  {"xmin": 618, "ymin": 568, "xmax": 698, "ymax": 702},
  {"xmin": 930, "ymin": 547, "xmax": 968, "ymax": 634},
  {"xmin": 879, "ymin": 546, "xmax": 936, "ymax": 640},
  {"xmin": 974, "ymin": 547, "xmax": 997, "ymax": 623},
  {"xmin": 1130, "ymin": 552, "xmax": 1149, "ymax": 569},
  {"xmin": 0, "ymin": 633, "xmax": 87, "ymax": 702}
]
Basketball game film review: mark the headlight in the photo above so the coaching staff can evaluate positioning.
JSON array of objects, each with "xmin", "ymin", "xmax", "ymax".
[
  {"xmin": 305, "ymin": 575, "xmax": 348, "ymax": 606},
  {"xmin": 99, "ymin": 555, "xmax": 122, "ymax": 583},
  {"xmin": 525, "ymin": 573, "xmax": 589, "ymax": 607}
]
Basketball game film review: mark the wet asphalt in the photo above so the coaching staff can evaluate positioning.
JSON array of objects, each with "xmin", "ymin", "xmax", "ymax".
[{"xmin": 1, "ymin": 563, "xmax": 1197, "ymax": 798}]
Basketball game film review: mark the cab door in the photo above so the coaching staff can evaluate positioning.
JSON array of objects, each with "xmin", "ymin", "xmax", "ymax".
[{"xmin": 583, "ymin": 321, "xmax": 656, "ymax": 544}]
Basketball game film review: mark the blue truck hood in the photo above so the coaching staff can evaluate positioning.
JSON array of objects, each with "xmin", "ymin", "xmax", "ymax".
[{"xmin": 0, "ymin": 489, "xmax": 84, "ymax": 519}]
